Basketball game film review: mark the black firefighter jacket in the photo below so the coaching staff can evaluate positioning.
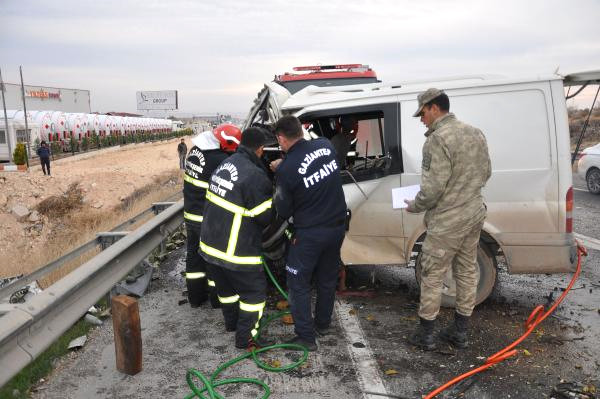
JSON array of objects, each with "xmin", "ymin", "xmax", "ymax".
[
  {"xmin": 200, "ymin": 145, "xmax": 273, "ymax": 271},
  {"xmin": 183, "ymin": 146, "xmax": 229, "ymax": 228}
]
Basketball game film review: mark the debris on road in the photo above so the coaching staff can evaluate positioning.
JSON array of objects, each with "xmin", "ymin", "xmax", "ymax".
[
  {"xmin": 67, "ymin": 335, "xmax": 87, "ymax": 350},
  {"xmin": 84, "ymin": 314, "xmax": 103, "ymax": 326},
  {"xmin": 114, "ymin": 260, "xmax": 154, "ymax": 297},
  {"xmin": 7, "ymin": 280, "xmax": 42, "ymax": 304},
  {"xmin": 551, "ymin": 382, "xmax": 597, "ymax": 399}
]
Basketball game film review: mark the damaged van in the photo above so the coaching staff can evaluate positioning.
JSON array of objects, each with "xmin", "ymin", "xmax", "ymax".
[{"xmin": 246, "ymin": 70, "xmax": 599, "ymax": 306}]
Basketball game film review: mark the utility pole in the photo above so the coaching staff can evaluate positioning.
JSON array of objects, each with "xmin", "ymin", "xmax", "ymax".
[
  {"xmin": 0, "ymin": 67, "xmax": 12, "ymax": 161},
  {"xmin": 19, "ymin": 66, "xmax": 30, "ymax": 167}
]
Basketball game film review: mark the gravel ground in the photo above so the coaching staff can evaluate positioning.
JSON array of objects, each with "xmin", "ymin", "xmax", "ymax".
[{"xmin": 29, "ymin": 173, "xmax": 600, "ymax": 399}]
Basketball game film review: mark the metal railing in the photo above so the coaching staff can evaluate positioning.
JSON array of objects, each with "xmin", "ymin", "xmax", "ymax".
[{"xmin": 0, "ymin": 199, "xmax": 184, "ymax": 387}]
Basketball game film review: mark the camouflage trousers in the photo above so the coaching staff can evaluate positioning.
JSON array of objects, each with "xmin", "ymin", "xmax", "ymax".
[{"xmin": 418, "ymin": 220, "xmax": 484, "ymax": 321}]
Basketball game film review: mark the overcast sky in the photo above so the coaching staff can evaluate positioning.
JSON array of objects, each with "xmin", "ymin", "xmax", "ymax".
[{"xmin": 1, "ymin": 0, "xmax": 599, "ymax": 116}]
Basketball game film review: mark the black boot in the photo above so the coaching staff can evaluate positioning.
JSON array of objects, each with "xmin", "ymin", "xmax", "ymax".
[
  {"xmin": 209, "ymin": 291, "xmax": 221, "ymax": 309},
  {"xmin": 439, "ymin": 312, "xmax": 469, "ymax": 349},
  {"xmin": 222, "ymin": 303, "xmax": 239, "ymax": 332},
  {"xmin": 186, "ymin": 278, "xmax": 208, "ymax": 307},
  {"xmin": 408, "ymin": 317, "xmax": 436, "ymax": 350}
]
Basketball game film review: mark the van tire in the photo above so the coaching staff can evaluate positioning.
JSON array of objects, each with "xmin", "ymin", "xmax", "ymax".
[
  {"xmin": 586, "ymin": 168, "xmax": 600, "ymax": 194},
  {"xmin": 414, "ymin": 241, "xmax": 497, "ymax": 308}
]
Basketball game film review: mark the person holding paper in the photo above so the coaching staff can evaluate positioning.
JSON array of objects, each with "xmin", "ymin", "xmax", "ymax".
[{"xmin": 404, "ymin": 88, "xmax": 491, "ymax": 350}]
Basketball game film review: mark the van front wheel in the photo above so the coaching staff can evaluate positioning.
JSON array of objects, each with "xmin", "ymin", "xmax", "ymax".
[{"xmin": 414, "ymin": 241, "xmax": 497, "ymax": 308}]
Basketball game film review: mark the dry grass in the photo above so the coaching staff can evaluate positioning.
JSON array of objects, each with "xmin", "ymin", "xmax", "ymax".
[
  {"xmin": 36, "ymin": 183, "xmax": 85, "ymax": 218},
  {"xmin": 3, "ymin": 170, "xmax": 183, "ymax": 288}
]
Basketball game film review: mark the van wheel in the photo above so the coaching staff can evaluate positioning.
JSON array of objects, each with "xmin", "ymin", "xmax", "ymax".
[
  {"xmin": 414, "ymin": 241, "xmax": 497, "ymax": 308},
  {"xmin": 586, "ymin": 168, "xmax": 600, "ymax": 194}
]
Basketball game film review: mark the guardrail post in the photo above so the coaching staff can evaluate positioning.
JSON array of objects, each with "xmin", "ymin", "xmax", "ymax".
[
  {"xmin": 159, "ymin": 226, "xmax": 166, "ymax": 254},
  {"xmin": 152, "ymin": 203, "xmax": 175, "ymax": 256},
  {"xmin": 97, "ymin": 232, "xmax": 129, "ymax": 306},
  {"xmin": 112, "ymin": 295, "xmax": 142, "ymax": 375}
]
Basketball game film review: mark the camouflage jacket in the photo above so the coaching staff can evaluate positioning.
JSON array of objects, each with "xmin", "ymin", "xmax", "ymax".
[{"xmin": 412, "ymin": 113, "xmax": 491, "ymax": 234}]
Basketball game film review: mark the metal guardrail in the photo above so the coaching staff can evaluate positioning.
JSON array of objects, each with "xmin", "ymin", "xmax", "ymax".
[
  {"xmin": 0, "ymin": 196, "xmax": 180, "ymax": 303},
  {"xmin": 0, "ymin": 200, "xmax": 184, "ymax": 387}
]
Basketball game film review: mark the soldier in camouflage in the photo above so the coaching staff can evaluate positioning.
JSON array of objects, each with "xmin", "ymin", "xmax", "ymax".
[{"xmin": 405, "ymin": 88, "xmax": 492, "ymax": 350}]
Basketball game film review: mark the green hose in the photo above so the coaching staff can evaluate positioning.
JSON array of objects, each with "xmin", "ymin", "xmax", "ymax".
[{"xmin": 185, "ymin": 259, "xmax": 307, "ymax": 399}]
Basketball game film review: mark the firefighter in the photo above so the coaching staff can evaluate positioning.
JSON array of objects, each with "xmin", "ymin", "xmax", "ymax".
[
  {"xmin": 269, "ymin": 115, "xmax": 347, "ymax": 352},
  {"xmin": 200, "ymin": 127, "xmax": 273, "ymax": 349},
  {"xmin": 183, "ymin": 124, "xmax": 241, "ymax": 308}
]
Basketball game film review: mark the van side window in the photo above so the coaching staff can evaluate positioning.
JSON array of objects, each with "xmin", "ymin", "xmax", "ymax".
[
  {"xmin": 0, "ymin": 130, "xmax": 6, "ymax": 144},
  {"xmin": 301, "ymin": 111, "xmax": 389, "ymax": 183}
]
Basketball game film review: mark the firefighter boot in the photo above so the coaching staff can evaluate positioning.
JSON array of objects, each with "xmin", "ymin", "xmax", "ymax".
[
  {"xmin": 235, "ymin": 335, "xmax": 275, "ymax": 351},
  {"xmin": 439, "ymin": 312, "xmax": 469, "ymax": 349},
  {"xmin": 209, "ymin": 290, "xmax": 221, "ymax": 309},
  {"xmin": 221, "ymin": 303, "xmax": 238, "ymax": 332},
  {"xmin": 408, "ymin": 317, "xmax": 436, "ymax": 350},
  {"xmin": 186, "ymin": 278, "xmax": 208, "ymax": 308}
]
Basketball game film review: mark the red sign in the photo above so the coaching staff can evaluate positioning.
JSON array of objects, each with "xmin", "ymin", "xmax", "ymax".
[{"xmin": 26, "ymin": 89, "xmax": 61, "ymax": 99}]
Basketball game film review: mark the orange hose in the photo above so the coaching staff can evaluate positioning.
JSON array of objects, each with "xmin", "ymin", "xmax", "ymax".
[{"xmin": 424, "ymin": 242, "xmax": 587, "ymax": 399}]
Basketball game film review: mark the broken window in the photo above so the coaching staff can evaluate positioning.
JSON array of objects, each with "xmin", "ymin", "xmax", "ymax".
[{"xmin": 300, "ymin": 111, "xmax": 390, "ymax": 183}]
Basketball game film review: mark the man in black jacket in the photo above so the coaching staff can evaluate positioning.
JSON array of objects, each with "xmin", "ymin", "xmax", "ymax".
[
  {"xmin": 183, "ymin": 124, "xmax": 241, "ymax": 308},
  {"xmin": 37, "ymin": 141, "xmax": 51, "ymax": 176},
  {"xmin": 200, "ymin": 127, "xmax": 273, "ymax": 350},
  {"xmin": 177, "ymin": 138, "xmax": 188, "ymax": 170},
  {"xmin": 270, "ymin": 115, "xmax": 347, "ymax": 351}
]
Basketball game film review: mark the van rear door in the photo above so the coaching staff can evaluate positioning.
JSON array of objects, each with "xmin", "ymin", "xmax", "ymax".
[{"xmin": 563, "ymin": 70, "xmax": 600, "ymax": 87}]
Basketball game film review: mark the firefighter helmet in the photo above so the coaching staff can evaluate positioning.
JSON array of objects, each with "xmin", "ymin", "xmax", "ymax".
[{"xmin": 213, "ymin": 124, "xmax": 241, "ymax": 153}]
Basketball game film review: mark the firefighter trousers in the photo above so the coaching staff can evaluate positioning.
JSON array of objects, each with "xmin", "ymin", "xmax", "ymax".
[
  {"xmin": 185, "ymin": 223, "xmax": 212, "ymax": 306},
  {"xmin": 209, "ymin": 263, "xmax": 267, "ymax": 347},
  {"xmin": 285, "ymin": 224, "xmax": 345, "ymax": 343}
]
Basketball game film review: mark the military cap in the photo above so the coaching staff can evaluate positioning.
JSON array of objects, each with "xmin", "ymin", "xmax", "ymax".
[{"xmin": 413, "ymin": 88, "xmax": 445, "ymax": 117}]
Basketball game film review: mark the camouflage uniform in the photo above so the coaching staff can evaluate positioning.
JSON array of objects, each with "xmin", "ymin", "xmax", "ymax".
[{"xmin": 412, "ymin": 113, "xmax": 491, "ymax": 320}]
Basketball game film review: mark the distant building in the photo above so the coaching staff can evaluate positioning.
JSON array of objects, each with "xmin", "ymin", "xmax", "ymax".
[{"xmin": 1, "ymin": 83, "xmax": 91, "ymax": 113}]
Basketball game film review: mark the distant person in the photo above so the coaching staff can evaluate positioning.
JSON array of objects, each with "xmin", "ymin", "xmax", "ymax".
[
  {"xmin": 330, "ymin": 116, "xmax": 358, "ymax": 170},
  {"xmin": 37, "ymin": 141, "xmax": 51, "ymax": 176},
  {"xmin": 177, "ymin": 138, "xmax": 188, "ymax": 169}
]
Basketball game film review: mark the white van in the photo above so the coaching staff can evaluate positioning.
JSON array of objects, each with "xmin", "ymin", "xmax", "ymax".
[{"xmin": 245, "ymin": 71, "xmax": 598, "ymax": 305}]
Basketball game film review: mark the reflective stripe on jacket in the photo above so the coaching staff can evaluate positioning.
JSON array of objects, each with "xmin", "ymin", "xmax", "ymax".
[
  {"xmin": 183, "ymin": 146, "xmax": 228, "ymax": 227},
  {"xmin": 200, "ymin": 145, "xmax": 273, "ymax": 271}
]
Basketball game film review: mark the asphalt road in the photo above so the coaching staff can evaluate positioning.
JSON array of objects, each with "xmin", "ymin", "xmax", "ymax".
[{"xmin": 31, "ymin": 175, "xmax": 599, "ymax": 399}]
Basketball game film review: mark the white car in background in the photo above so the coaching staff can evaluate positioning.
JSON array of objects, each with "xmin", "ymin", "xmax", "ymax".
[{"xmin": 577, "ymin": 143, "xmax": 600, "ymax": 194}]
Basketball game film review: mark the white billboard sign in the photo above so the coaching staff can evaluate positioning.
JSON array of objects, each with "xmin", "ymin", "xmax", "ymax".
[{"xmin": 136, "ymin": 90, "xmax": 178, "ymax": 110}]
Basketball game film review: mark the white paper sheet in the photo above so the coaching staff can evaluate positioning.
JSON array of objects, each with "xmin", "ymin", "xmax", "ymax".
[{"xmin": 392, "ymin": 185, "xmax": 421, "ymax": 209}]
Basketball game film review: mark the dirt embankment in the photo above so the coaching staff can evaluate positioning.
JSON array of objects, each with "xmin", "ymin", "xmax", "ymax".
[
  {"xmin": 569, "ymin": 108, "xmax": 600, "ymax": 149},
  {"xmin": 0, "ymin": 138, "xmax": 191, "ymax": 283}
]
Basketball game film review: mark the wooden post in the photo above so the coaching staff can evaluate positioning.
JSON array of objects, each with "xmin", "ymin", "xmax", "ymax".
[{"xmin": 111, "ymin": 295, "xmax": 142, "ymax": 375}]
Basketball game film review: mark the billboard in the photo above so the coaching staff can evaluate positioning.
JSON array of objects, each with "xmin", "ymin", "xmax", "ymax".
[{"xmin": 136, "ymin": 90, "xmax": 178, "ymax": 110}]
